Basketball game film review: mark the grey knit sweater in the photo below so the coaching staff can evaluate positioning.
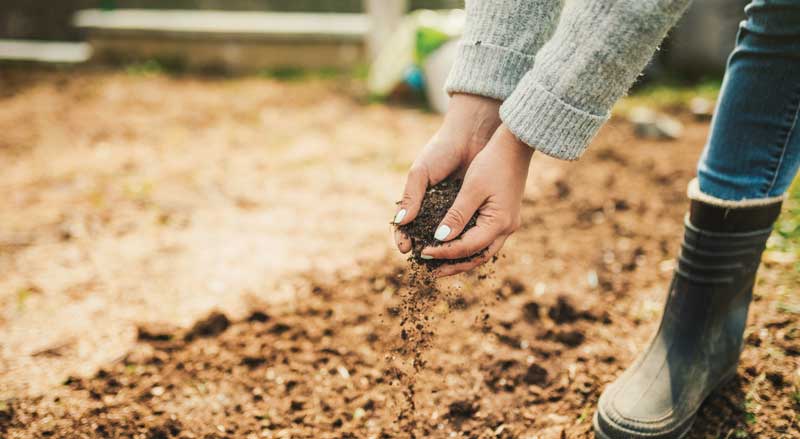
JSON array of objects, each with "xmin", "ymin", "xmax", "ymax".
[{"xmin": 445, "ymin": 0, "xmax": 692, "ymax": 160}]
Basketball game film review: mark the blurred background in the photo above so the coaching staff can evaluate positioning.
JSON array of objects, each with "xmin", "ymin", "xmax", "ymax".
[
  {"xmin": 1, "ymin": 0, "xmax": 746, "ymax": 108},
  {"xmin": 1, "ymin": 2, "xmax": 798, "ymax": 438}
]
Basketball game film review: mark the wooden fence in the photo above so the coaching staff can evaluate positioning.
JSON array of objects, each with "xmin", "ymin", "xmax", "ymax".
[{"xmin": 0, "ymin": 0, "xmax": 463, "ymax": 41}]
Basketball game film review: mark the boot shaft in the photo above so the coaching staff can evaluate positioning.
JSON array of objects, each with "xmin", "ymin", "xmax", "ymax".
[
  {"xmin": 595, "ymin": 195, "xmax": 784, "ymax": 439},
  {"xmin": 670, "ymin": 199, "xmax": 781, "ymax": 368}
]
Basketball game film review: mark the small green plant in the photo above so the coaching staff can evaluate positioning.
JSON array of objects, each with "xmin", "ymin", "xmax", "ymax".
[
  {"xmin": 614, "ymin": 77, "xmax": 723, "ymax": 115},
  {"xmin": 576, "ymin": 408, "xmax": 590, "ymax": 424},
  {"xmin": 124, "ymin": 56, "xmax": 189, "ymax": 76},
  {"xmin": 259, "ymin": 66, "xmax": 366, "ymax": 82},
  {"xmin": 777, "ymin": 301, "xmax": 800, "ymax": 315},
  {"xmin": 767, "ymin": 177, "xmax": 800, "ymax": 284},
  {"xmin": 125, "ymin": 59, "xmax": 166, "ymax": 77},
  {"xmin": 16, "ymin": 287, "xmax": 38, "ymax": 311}
]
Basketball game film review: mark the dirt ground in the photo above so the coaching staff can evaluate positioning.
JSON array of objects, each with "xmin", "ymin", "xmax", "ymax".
[{"xmin": 1, "ymin": 69, "xmax": 798, "ymax": 438}]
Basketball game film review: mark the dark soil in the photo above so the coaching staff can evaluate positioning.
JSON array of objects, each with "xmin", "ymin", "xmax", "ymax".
[
  {"xmin": 184, "ymin": 311, "xmax": 231, "ymax": 341},
  {"xmin": 6, "ymin": 263, "xmax": 796, "ymax": 439},
  {"xmin": 398, "ymin": 177, "xmax": 480, "ymax": 269}
]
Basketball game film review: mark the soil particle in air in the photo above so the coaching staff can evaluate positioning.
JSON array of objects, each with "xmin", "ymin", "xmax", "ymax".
[{"xmin": 390, "ymin": 178, "xmax": 497, "ymax": 436}]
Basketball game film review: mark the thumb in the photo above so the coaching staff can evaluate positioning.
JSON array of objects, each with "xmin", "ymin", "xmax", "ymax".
[
  {"xmin": 394, "ymin": 165, "xmax": 429, "ymax": 225},
  {"xmin": 434, "ymin": 181, "xmax": 485, "ymax": 242}
]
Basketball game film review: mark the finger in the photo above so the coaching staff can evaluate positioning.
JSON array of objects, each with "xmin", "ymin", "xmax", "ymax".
[
  {"xmin": 394, "ymin": 228, "xmax": 412, "ymax": 254},
  {"xmin": 433, "ymin": 234, "xmax": 508, "ymax": 278},
  {"xmin": 421, "ymin": 218, "xmax": 503, "ymax": 260},
  {"xmin": 393, "ymin": 165, "xmax": 429, "ymax": 226},
  {"xmin": 433, "ymin": 181, "xmax": 485, "ymax": 242}
]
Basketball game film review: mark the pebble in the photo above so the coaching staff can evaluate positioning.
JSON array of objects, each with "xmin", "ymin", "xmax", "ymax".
[
  {"xmin": 689, "ymin": 97, "xmax": 714, "ymax": 120},
  {"xmin": 628, "ymin": 106, "xmax": 684, "ymax": 140}
]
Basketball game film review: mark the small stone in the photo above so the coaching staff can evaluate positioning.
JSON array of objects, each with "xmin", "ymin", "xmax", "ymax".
[
  {"xmin": 137, "ymin": 323, "xmax": 177, "ymax": 342},
  {"xmin": 184, "ymin": 311, "xmax": 230, "ymax": 340},
  {"xmin": 548, "ymin": 296, "xmax": 579, "ymax": 324},
  {"xmin": 765, "ymin": 371, "xmax": 784, "ymax": 388},
  {"xmin": 689, "ymin": 97, "xmax": 714, "ymax": 120},
  {"xmin": 523, "ymin": 364, "xmax": 549, "ymax": 386},
  {"xmin": 629, "ymin": 106, "xmax": 684, "ymax": 140},
  {"xmin": 247, "ymin": 311, "xmax": 270, "ymax": 322},
  {"xmin": 554, "ymin": 330, "xmax": 585, "ymax": 347},
  {"xmin": 522, "ymin": 301, "xmax": 541, "ymax": 323},
  {"xmin": 447, "ymin": 400, "xmax": 479, "ymax": 419}
]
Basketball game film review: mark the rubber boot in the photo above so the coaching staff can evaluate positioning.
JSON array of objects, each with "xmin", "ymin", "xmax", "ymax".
[{"xmin": 593, "ymin": 195, "xmax": 783, "ymax": 439}]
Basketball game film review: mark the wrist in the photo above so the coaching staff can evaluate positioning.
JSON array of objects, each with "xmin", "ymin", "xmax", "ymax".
[
  {"xmin": 495, "ymin": 124, "xmax": 534, "ymax": 162},
  {"xmin": 450, "ymin": 92, "xmax": 502, "ymax": 109},
  {"xmin": 437, "ymin": 93, "xmax": 503, "ymax": 160},
  {"xmin": 447, "ymin": 94, "xmax": 502, "ymax": 140}
]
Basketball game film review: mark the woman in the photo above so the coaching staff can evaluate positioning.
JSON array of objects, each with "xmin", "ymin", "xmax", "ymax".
[{"xmin": 391, "ymin": 1, "xmax": 800, "ymax": 438}]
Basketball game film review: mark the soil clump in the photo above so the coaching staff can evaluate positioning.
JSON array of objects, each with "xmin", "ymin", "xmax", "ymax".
[{"xmin": 398, "ymin": 177, "xmax": 480, "ymax": 269}]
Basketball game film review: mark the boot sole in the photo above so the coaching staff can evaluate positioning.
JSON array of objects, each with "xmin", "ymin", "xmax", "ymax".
[
  {"xmin": 592, "ymin": 410, "xmax": 694, "ymax": 439},
  {"xmin": 592, "ymin": 369, "xmax": 737, "ymax": 439}
]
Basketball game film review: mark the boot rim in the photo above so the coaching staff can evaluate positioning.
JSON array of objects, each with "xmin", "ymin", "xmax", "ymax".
[{"xmin": 687, "ymin": 178, "xmax": 785, "ymax": 208}]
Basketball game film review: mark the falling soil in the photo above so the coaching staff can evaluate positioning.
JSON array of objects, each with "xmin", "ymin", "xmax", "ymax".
[{"xmin": 393, "ymin": 177, "xmax": 484, "ymax": 436}]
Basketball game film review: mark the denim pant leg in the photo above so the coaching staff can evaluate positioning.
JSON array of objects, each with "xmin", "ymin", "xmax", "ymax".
[{"xmin": 697, "ymin": 0, "xmax": 800, "ymax": 201}]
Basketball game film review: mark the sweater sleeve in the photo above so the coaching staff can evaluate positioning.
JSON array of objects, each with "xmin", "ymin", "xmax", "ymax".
[
  {"xmin": 500, "ymin": 0, "xmax": 692, "ymax": 161},
  {"xmin": 445, "ymin": 0, "xmax": 565, "ymax": 101}
]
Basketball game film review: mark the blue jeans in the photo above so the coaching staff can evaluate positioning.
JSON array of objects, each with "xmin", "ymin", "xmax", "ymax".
[{"xmin": 697, "ymin": 0, "xmax": 800, "ymax": 201}]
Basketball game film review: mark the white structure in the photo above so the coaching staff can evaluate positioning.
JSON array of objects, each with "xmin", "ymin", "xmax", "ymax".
[
  {"xmin": 364, "ymin": 0, "xmax": 408, "ymax": 59},
  {"xmin": 0, "ymin": 39, "xmax": 90, "ymax": 63}
]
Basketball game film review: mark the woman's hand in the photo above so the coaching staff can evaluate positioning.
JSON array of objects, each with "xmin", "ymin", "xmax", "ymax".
[
  {"xmin": 393, "ymin": 93, "xmax": 502, "ymax": 253},
  {"xmin": 422, "ymin": 124, "xmax": 534, "ymax": 277}
]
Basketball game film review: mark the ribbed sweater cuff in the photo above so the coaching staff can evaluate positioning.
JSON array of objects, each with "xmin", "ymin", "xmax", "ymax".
[
  {"xmin": 500, "ymin": 82, "xmax": 609, "ymax": 161},
  {"xmin": 444, "ymin": 42, "xmax": 534, "ymax": 101}
]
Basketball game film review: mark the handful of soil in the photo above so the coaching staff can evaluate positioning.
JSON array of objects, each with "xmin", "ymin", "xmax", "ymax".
[{"xmin": 397, "ymin": 177, "xmax": 479, "ymax": 269}]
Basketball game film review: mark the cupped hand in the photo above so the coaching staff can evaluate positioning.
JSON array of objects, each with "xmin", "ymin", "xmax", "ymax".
[
  {"xmin": 421, "ymin": 124, "xmax": 534, "ymax": 277},
  {"xmin": 393, "ymin": 93, "xmax": 502, "ymax": 253}
]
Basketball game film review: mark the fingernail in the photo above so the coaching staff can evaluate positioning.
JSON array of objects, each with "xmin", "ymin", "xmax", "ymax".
[
  {"xmin": 434, "ymin": 224, "xmax": 450, "ymax": 241},
  {"xmin": 393, "ymin": 209, "xmax": 406, "ymax": 224},
  {"xmin": 420, "ymin": 254, "xmax": 434, "ymax": 260}
]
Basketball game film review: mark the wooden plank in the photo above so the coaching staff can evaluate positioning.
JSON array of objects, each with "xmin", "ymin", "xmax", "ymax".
[
  {"xmin": 0, "ymin": 39, "xmax": 90, "ymax": 63},
  {"xmin": 74, "ymin": 9, "xmax": 369, "ymax": 41},
  {"xmin": 87, "ymin": 36, "xmax": 364, "ymax": 71}
]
